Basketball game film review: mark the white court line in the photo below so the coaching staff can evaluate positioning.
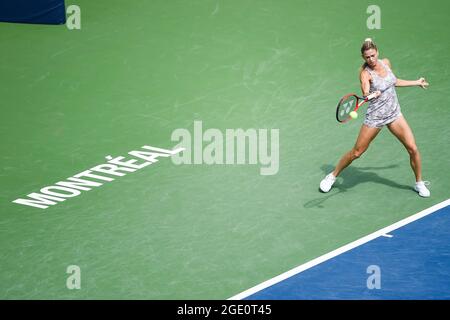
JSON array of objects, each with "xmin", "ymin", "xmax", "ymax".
[{"xmin": 229, "ymin": 198, "xmax": 450, "ymax": 300}]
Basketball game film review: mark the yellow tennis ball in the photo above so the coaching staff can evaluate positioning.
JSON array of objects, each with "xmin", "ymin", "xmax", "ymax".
[{"xmin": 349, "ymin": 111, "xmax": 358, "ymax": 119}]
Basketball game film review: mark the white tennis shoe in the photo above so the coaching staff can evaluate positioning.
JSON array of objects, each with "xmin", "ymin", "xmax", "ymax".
[
  {"xmin": 414, "ymin": 181, "xmax": 430, "ymax": 197},
  {"xmin": 319, "ymin": 173, "xmax": 336, "ymax": 193}
]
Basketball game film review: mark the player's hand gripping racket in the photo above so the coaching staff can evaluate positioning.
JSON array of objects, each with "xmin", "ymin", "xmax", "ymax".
[{"xmin": 335, "ymin": 85, "xmax": 392, "ymax": 123}]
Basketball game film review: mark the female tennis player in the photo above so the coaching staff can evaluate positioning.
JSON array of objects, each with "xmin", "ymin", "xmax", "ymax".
[{"xmin": 320, "ymin": 38, "xmax": 430, "ymax": 197}]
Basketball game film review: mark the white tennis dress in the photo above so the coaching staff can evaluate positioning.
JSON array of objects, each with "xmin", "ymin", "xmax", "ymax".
[{"xmin": 364, "ymin": 59, "xmax": 402, "ymax": 128}]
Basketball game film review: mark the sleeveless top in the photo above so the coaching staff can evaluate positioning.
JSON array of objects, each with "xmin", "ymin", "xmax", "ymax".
[{"xmin": 363, "ymin": 59, "xmax": 401, "ymax": 128}]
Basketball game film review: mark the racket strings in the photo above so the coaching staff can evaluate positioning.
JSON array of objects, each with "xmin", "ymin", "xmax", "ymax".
[{"xmin": 337, "ymin": 96, "xmax": 357, "ymax": 122}]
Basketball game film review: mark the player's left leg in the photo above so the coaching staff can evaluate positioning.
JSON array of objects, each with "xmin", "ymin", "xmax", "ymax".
[{"xmin": 387, "ymin": 115, "xmax": 430, "ymax": 197}]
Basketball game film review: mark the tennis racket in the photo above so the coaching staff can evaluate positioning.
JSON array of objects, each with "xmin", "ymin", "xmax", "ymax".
[{"xmin": 335, "ymin": 85, "xmax": 392, "ymax": 123}]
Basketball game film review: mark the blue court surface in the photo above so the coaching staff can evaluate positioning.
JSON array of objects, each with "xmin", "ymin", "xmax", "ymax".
[{"xmin": 233, "ymin": 200, "xmax": 450, "ymax": 300}]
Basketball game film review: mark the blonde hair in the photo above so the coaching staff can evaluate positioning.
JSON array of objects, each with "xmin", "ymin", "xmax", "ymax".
[{"xmin": 360, "ymin": 38, "xmax": 378, "ymax": 72}]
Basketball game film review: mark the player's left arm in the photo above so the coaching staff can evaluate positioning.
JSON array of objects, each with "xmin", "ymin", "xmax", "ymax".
[{"xmin": 384, "ymin": 58, "xmax": 429, "ymax": 89}]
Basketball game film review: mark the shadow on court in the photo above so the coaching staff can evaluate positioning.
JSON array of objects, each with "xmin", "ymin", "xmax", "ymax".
[{"xmin": 304, "ymin": 164, "xmax": 412, "ymax": 208}]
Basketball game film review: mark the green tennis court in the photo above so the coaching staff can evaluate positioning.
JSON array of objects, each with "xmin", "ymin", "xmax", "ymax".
[{"xmin": 1, "ymin": 0, "xmax": 449, "ymax": 299}]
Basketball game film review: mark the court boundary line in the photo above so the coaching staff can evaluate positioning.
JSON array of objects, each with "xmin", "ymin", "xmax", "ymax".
[{"xmin": 228, "ymin": 198, "xmax": 450, "ymax": 300}]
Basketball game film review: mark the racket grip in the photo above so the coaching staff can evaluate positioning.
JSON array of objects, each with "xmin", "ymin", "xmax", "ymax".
[{"xmin": 366, "ymin": 92, "xmax": 377, "ymax": 100}]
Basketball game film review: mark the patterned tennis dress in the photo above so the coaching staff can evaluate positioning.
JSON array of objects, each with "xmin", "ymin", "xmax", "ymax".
[{"xmin": 364, "ymin": 59, "xmax": 402, "ymax": 128}]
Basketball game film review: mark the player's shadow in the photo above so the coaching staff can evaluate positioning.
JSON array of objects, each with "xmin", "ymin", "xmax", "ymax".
[{"xmin": 304, "ymin": 164, "xmax": 412, "ymax": 209}]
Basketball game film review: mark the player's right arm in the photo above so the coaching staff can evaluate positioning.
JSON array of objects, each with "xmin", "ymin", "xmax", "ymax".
[
  {"xmin": 360, "ymin": 69, "xmax": 380, "ymax": 99},
  {"xmin": 360, "ymin": 69, "xmax": 371, "ymax": 97}
]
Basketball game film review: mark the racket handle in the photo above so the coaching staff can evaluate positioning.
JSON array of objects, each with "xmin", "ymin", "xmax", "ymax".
[
  {"xmin": 365, "ymin": 92, "xmax": 377, "ymax": 100},
  {"xmin": 366, "ymin": 84, "xmax": 393, "ymax": 100}
]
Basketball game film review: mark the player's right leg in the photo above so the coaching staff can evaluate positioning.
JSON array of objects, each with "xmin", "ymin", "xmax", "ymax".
[{"xmin": 319, "ymin": 124, "xmax": 381, "ymax": 193}]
